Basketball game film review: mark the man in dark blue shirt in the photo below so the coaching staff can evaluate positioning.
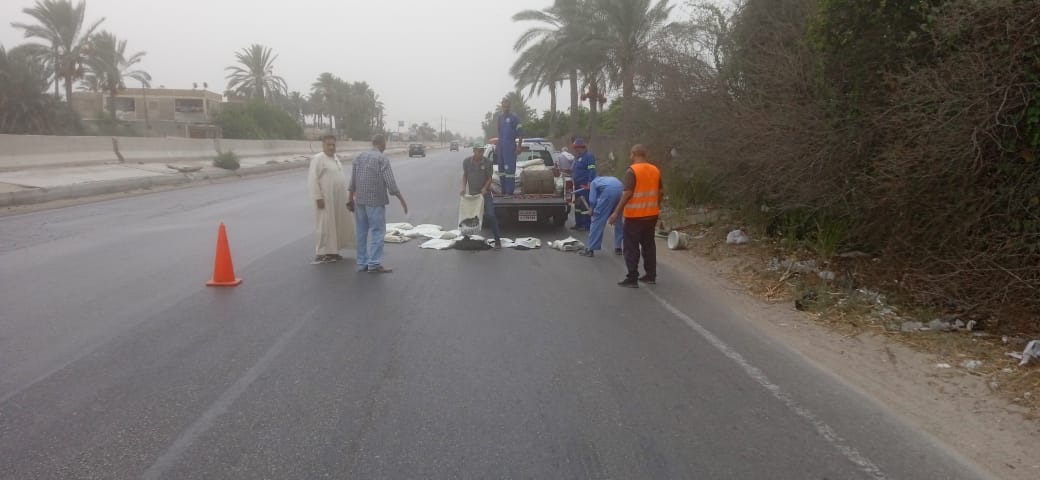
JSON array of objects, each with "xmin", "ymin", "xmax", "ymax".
[
  {"xmin": 571, "ymin": 137, "xmax": 596, "ymax": 230},
  {"xmin": 496, "ymin": 98, "xmax": 524, "ymax": 195}
]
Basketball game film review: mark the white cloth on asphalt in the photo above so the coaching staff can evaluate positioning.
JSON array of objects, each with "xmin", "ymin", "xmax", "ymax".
[
  {"xmin": 420, "ymin": 238, "xmax": 456, "ymax": 250},
  {"xmin": 550, "ymin": 237, "xmax": 585, "ymax": 252},
  {"xmin": 512, "ymin": 237, "xmax": 542, "ymax": 250},
  {"xmin": 308, "ymin": 152, "xmax": 355, "ymax": 254}
]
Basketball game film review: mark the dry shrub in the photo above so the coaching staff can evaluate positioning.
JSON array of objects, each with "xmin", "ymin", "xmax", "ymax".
[
  {"xmin": 649, "ymin": 0, "xmax": 1040, "ymax": 332},
  {"xmin": 869, "ymin": 0, "xmax": 1040, "ymax": 329}
]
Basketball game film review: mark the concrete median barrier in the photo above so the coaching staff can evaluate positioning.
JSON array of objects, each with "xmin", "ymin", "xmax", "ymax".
[
  {"xmin": 0, "ymin": 144, "xmax": 429, "ymax": 208},
  {"xmin": 0, "ymin": 134, "xmax": 401, "ymax": 171}
]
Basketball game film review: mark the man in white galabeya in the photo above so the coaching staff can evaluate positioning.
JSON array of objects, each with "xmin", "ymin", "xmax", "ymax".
[
  {"xmin": 349, "ymin": 134, "xmax": 408, "ymax": 273},
  {"xmin": 307, "ymin": 133, "xmax": 355, "ymax": 264}
]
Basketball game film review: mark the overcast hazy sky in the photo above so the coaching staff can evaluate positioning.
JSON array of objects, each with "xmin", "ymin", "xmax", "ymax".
[{"xmin": 1, "ymin": 0, "xmax": 711, "ymax": 137}]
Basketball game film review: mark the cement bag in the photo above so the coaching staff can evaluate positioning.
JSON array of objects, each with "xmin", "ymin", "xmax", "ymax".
[
  {"xmin": 458, "ymin": 194, "xmax": 484, "ymax": 235},
  {"xmin": 521, "ymin": 167, "xmax": 555, "ymax": 194},
  {"xmin": 420, "ymin": 238, "xmax": 455, "ymax": 250},
  {"xmin": 386, "ymin": 222, "xmax": 415, "ymax": 231}
]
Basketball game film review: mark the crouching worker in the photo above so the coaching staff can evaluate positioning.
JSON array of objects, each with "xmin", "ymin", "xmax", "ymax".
[{"xmin": 579, "ymin": 175, "xmax": 624, "ymax": 257}]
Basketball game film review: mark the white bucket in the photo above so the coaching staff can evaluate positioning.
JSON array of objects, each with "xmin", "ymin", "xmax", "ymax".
[{"xmin": 667, "ymin": 230, "xmax": 689, "ymax": 250}]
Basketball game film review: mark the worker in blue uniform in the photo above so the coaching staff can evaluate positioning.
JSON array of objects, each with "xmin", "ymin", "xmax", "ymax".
[
  {"xmin": 570, "ymin": 137, "xmax": 596, "ymax": 230},
  {"xmin": 579, "ymin": 175, "xmax": 624, "ymax": 257},
  {"xmin": 496, "ymin": 98, "xmax": 524, "ymax": 195}
]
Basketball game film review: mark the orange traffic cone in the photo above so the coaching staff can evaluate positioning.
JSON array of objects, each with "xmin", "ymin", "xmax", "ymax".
[{"xmin": 206, "ymin": 222, "xmax": 242, "ymax": 287}]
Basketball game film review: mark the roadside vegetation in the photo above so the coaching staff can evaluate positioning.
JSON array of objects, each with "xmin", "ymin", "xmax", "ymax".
[
  {"xmin": 508, "ymin": 0, "xmax": 1039, "ymax": 336},
  {"xmin": 212, "ymin": 150, "xmax": 240, "ymax": 171}
]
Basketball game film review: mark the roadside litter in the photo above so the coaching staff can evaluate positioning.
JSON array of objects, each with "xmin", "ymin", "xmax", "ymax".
[
  {"xmin": 726, "ymin": 229, "xmax": 750, "ymax": 245},
  {"xmin": 960, "ymin": 359, "xmax": 983, "ymax": 370},
  {"xmin": 1017, "ymin": 340, "xmax": 1039, "ymax": 367}
]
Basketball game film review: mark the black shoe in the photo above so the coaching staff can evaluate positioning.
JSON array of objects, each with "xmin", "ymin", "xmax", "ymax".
[
  {"xmin": 614, "ymin": 248, "xmax": 623, "ymax": 256},
  {"xmin": 618, "ymin": 278, "xmax": 639, "ymax": 288},
  {"xmin": 638, "ymin": 275, "xmax": 656, "ymax": 284},
  {"xmin": 493, "ymin": 240, "xmax": 502, "ymax": 250},
  {"xmin": 579, "ymin": 248, "xmax": 594, "ymax": 257}
]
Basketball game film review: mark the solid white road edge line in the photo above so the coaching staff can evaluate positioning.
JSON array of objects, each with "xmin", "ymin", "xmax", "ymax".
[{"xmin": 644, "ymin": 288, "xmax": 888, "ymax": 480}]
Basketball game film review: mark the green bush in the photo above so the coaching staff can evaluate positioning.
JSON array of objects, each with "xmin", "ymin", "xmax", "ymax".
[
  {"xmin": 215, "ymin": 100, "xmax": 303, "ymax": 140},
  {"xmin": 812, "ymin": 217, "xmax": 847, "ymax": 261},
  {"xmin": 213, "ymin": 150, "xmax": 240, "ymax": 170}
]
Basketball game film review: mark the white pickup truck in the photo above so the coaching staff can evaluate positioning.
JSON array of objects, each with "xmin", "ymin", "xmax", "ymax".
[{"xmin": 484, "ymin": 140, "xmax": 573, "ymax": 227}]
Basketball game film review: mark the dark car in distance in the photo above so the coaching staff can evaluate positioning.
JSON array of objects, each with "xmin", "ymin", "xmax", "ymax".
[
  {"xmin": 408, "ymin": 144, "xmax": 426, "ymax": 157},
  {"xmin": 450, "ymin": 141, "xmax": 459, "ymax": 151}
]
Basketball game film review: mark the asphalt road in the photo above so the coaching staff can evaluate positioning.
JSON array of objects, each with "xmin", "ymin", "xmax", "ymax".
[{"xmin": 0, "ymin": 147, "xmax": 991, "ymax": 479}]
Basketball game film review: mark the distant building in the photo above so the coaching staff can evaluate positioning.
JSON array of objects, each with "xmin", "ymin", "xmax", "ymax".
[{"xmin": 71, "ymin": 88, "xmax": 223, "ymax": 138}]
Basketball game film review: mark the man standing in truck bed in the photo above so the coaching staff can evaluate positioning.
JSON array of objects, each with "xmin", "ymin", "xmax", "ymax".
[{"xmin": 495, "ymin": 98, "xmax": 524, "ymax": 195}]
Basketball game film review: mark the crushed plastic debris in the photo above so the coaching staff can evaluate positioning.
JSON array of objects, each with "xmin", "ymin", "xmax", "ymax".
[
  {"xmin": 960, "ymin": 359, "xmax": 982, "ymax": 370},
  {"xmin": 726, "ymin": 229, "xmax": 749, "ymax": 245},
  {"xmin": 1020, "ymin": 340, "xmax": 1040, "ymax": 366},
  {"xmin": 818, "ymin": 270, "xmax": 836, "ymax": 281},
  {"xmin": 935, "ymin": 363, "xmax": 952, "ymax": 369}
]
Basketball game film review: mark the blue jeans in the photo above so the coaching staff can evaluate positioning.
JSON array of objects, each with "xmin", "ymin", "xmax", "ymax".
[
  {"xmin": 483, "ymin": 193, "xmax": 501, "ymax": 242},
  {"xmin": 354, "ymin": 204, "xmax": 386, "ymax": 270}
]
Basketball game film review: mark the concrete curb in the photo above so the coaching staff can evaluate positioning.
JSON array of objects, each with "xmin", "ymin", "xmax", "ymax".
[{"xmin": 0, "ymin": 146, "xmax": 423, "ymax": 208}]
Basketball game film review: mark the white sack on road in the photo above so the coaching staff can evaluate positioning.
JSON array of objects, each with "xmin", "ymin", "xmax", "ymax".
[
  {"xmin": 420, "ymin": 238, "xmax": 456, "ymax": 250},
  {"xmin": 458, "ymin": 195, "xmax": 484, "ymax": 235}
]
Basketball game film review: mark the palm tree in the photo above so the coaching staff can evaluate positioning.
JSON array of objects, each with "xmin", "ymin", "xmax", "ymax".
[
  {"xmin": 0, "ymin": 44, "xmax": 55, "ymax": 133},
  {"xmin": 82, "ymin": 31, "xmax": 150, "ymax": 115},
  {"xmin": 511, "ymin": 38, "xmax": 564, "ymax": 138},
  {"xmin": 512, "ymin": 0, "xmax": 584, "ymax": 138},
  {"xmin": 287, "ymin": 90, "xmax": 305, "ymax": 124},
  {"xmin": 584, "ymin": 0, "xmax": 674, "ymax": 140},
  {"xmin": 11, "ymin": 0, "xmax": 105, "ymax": 102},
  {"xmin": 225, "ymin": 44, "xmax": 287, "ymax": 101},
  {"xmin": 310, "ymin": 72, "xmax": 341, "ymax": 129}
]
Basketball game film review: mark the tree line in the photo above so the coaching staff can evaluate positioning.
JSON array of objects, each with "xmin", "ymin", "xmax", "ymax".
[
  {"xmin": 509, "ymin": 0, "xmax": 1039, "ymax": 330},
  {"xmin": 1, "ymin": 0, "xmax": 388, "ymax": 141}
]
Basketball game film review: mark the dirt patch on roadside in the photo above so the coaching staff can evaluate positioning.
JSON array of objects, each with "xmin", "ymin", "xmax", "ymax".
[{"xmin": 659, "ymin": 211, "xmax": 1040, "ymax": 479}]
